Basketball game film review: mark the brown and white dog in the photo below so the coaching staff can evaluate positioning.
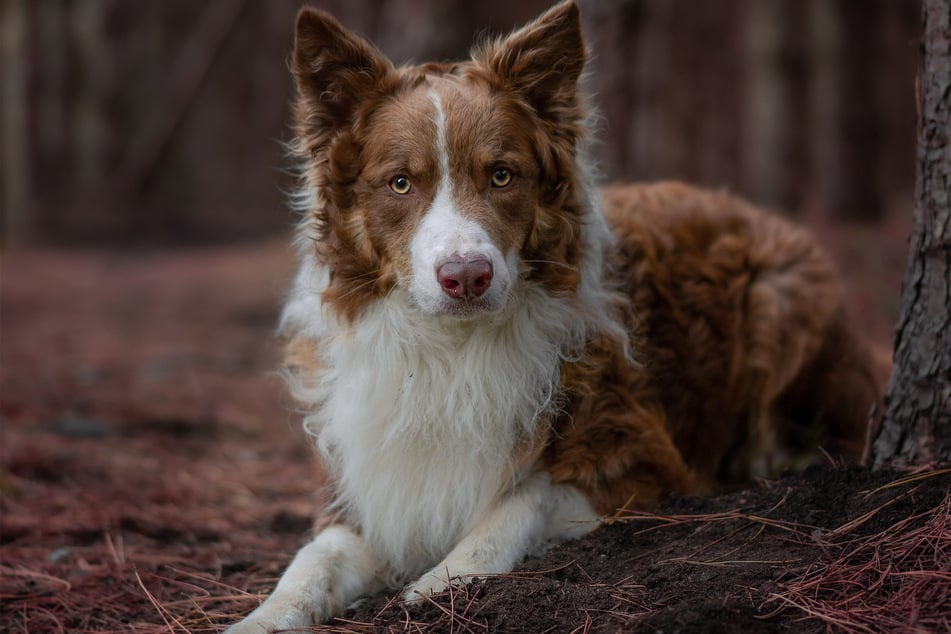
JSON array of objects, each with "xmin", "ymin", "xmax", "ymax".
[{"xmin": 227, "ymin": 2, "xmax": 880, "ymax": 631}]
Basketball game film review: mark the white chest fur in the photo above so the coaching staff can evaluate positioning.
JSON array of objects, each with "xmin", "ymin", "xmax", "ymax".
[{"xmin": 283, "ymin": 265, "xmax": 589, "ymax": 577}]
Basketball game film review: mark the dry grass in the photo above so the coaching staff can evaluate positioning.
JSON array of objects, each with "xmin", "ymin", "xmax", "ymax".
[
  {"xmin": 1, "ymin": 553, "xmax": 262, "ymax": 633},
  {"xmin": 602, "ymin": 469, "xmax": 951, "ymax": 633},
  {"xmin": 761, "ymin": 471, "xmax": 951, "ymax": 633},
  {"xmin": 0, "ymin": 470, "xmax": 951, "ymax": 634}
]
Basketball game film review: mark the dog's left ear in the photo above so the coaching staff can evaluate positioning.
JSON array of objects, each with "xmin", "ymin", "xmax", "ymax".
[{"xmin": 474, "ymin": 0, "xmax": 585, "ymax": 124}]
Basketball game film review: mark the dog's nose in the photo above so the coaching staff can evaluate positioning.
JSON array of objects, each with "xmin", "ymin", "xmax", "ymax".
[{"xmin": 436, "ymin": 256, "xmax": 493, "ymax": 299}]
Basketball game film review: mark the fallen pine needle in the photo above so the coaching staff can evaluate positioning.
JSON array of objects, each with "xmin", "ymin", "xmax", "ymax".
[{"xmin": 134, "ymin": 567, "xmax": 180, "ymax": 634}]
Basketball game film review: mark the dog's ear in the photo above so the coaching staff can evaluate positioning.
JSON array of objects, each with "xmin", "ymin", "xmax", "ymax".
[
  {"xmin": 292, "ymin": 7, "xmax": 396, "ymax": 150},
  {"xmin": 474, "ymin": 0, "xmax": 586, "ymax": 124}
]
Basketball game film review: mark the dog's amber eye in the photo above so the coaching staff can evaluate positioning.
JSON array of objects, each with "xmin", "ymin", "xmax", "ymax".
[
  {"xmin": 389, "ymin": 176, "xmax": 413, "ymax": 195},
  {"xmin": 491, "ymin": 168, "xmax": 512, "ymax": 188}
]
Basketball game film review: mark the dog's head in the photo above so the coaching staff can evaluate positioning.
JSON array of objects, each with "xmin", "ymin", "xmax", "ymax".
[{"xmin": 291, "ymin": 1, "xmax": 591, "ymax": 322}]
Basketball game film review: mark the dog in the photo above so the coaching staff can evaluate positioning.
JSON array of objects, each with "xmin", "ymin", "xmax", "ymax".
[{"xmin": 226, "ymin": 2, "xmax": 880, "ymax": 631}]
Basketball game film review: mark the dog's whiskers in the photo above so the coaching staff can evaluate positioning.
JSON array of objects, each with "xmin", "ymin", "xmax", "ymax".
[{"xmin": 522, "ymin": 259, "xmax": 580, "ymax": 273}]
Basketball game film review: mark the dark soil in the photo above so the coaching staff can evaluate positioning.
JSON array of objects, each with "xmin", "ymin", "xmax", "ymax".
[
  {"xmin": 340, "ymin": 466, "xmax": 948, "ymax": 634},
  {"xmin": 2, "ymin": 220, "xmax": 947, "ymax": 634}
]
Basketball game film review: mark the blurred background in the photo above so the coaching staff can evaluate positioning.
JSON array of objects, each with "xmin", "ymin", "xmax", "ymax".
[
  {"xmin": 0, "ymin": 4, "xmax": 923, "ymax": 628},
  {"xmin": 1, "ymin": 0, "xmax": 920, "ymax": 246}
]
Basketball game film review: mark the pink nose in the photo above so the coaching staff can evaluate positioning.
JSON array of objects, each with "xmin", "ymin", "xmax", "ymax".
[{"xmin": 436, "ymin": 256, "xmax": 493, "ymax": 299}]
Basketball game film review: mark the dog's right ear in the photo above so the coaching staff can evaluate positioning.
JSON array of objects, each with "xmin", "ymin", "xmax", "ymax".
[{"xmin": 292, "ymin": 8, "xmax": 396, "ymax": 150}]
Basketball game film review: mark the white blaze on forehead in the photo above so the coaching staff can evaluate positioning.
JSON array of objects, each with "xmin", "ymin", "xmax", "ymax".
[
  {"xmin": 408, "ymin": 90, "xmax": 515, "ymax": 316},
  {"xmin": 431, "ymin": 90, "xmax": 451, "ymax": 184}
]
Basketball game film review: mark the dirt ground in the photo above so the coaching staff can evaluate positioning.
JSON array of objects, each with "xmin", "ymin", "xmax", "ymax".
[{"xmin": 2, "ymin": 211, "xmax": 949, "ymax": 633}]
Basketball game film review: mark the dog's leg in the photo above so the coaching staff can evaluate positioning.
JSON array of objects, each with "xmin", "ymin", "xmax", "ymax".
[
  {"xmin": 226, "ymin": 525, "xmax": 386, "ymax": 634},
  {"xmin": 404, "ymin": 473, "xmax": 598, "ymax": 601}
]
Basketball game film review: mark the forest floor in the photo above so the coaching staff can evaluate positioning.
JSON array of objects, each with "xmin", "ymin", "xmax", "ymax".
[{"xmin": 2, "ymin": 210, "xmax": 949, "ymax": 633}]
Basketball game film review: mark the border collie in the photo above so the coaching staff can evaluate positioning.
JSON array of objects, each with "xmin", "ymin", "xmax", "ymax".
[{"xmin": 227, "ymin": 2, "xmax": 880, "ymax": 630}]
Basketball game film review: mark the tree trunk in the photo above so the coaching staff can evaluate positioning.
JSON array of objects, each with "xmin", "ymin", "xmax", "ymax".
[
  {"xmin": 872, "ymin": 0, "xmax": 951, "ymax": 468},
  {"xmin": 1, "ymin": 0, "xmax": 30, "ymax": 245},
  {"xmin": 833, "ymin": 0, "xmax": 887, "ymax": 220},
  {"xmin": 745, "ymin": 0, "xmax": 786, "ymax": 208}
]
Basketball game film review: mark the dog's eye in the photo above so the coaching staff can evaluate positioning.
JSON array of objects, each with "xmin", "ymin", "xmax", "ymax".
[
  {"xmin": 388, "ymin": 176, "xmax": 413, "ymax": 195},
  {"xmin": 491, "ymin": 168, "xmax": 512, "ymax": 188}
]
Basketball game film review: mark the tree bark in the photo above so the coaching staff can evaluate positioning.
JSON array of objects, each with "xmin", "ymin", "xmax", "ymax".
[{"xmin": 872, "ymin": 0, "xmax": 951, "ymax": 468}]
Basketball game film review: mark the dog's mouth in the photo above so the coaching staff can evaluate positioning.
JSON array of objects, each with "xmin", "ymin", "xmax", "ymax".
[{"xmin": 424, "ymin": 296, "xmax": 506, "ymax": 320}]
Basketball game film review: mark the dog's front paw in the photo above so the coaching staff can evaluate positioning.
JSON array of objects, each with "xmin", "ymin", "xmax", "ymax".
[
  {"xmin": 403, "ymin": 571, "xmax": 452, "ymax": 604},
  {"xmin": 224, "ymin": 602, "xmax": 314, "ymax": 634},
  {"xmin": 403, "ymin": 561, "xmax": 486, "ymax": 604},
  {"xmin": 223, "ymin": 620, "xmax": 270, "ymax": 634}
]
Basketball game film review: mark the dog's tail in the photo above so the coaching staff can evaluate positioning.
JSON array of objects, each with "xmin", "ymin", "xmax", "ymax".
[
  {"xmin": 775, "ymin": 312, "xmax": 884, "ymax": 464},
  {"xmin": 741, "ymin": 219, "xmax": 883, "ymax": 472}
]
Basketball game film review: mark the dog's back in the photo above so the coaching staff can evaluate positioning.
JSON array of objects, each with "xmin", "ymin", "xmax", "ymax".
[
  {"xmin": 540, "ymin": 182, "xmax": 880, "ymax": 514},
  {"xmin": 605, "ymin": 182, "xmax": 880, "ymax": 482}
]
